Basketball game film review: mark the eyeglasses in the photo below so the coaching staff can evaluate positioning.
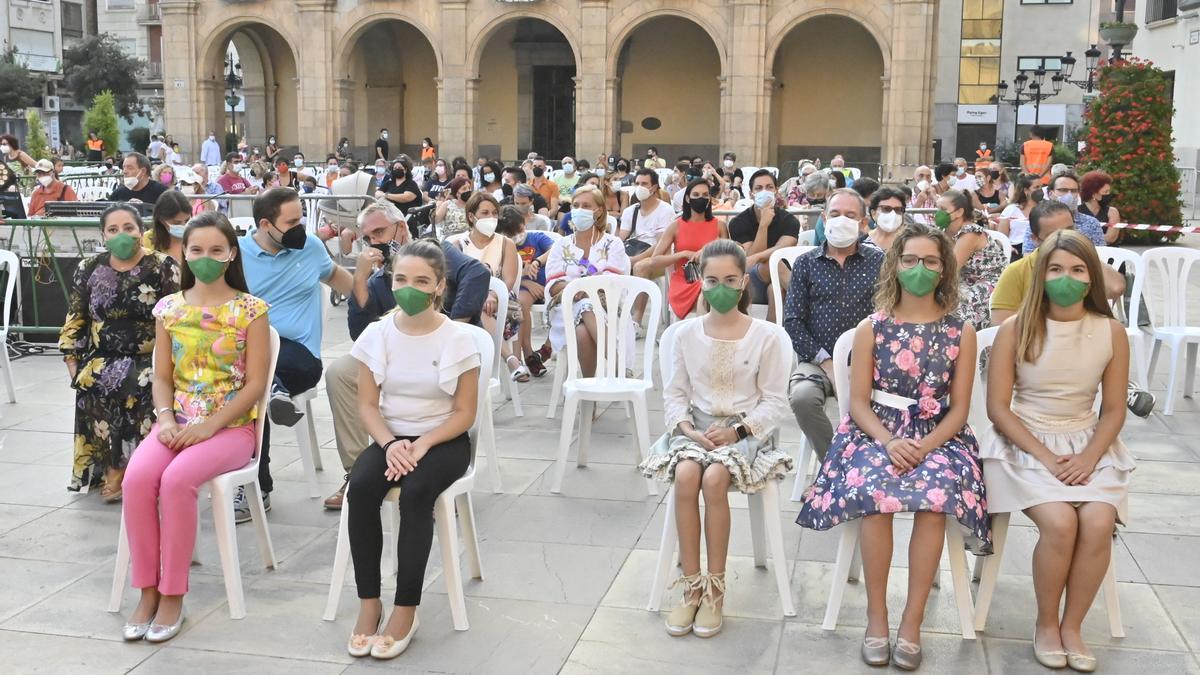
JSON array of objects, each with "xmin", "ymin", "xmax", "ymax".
[
  {"xmin": 876, "ymin": 205, "xmax": 905, "ymax": 214},
  {"xmin": 701, "ymin": 279, "xmax": 744, "ymax": 291},
  {"xmin": 899, "ymin": 255, "xmax": 944, "ymax": 271},
  {"xmin": 1053, "ymin": 187, "xmax": 1080, "ymax": 195}
]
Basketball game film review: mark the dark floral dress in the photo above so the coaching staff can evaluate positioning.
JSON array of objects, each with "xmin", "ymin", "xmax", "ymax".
[
  {"xmin": 953, "ymin": 223, "xmax": 1007, "ymax": 330},
  {"xmin": 59, "ymin": 251, "xmax": 180, "ymax": 490},
  {"xmin": 795, "ymin": 312, "xmax": 991, "ymax": 554}
]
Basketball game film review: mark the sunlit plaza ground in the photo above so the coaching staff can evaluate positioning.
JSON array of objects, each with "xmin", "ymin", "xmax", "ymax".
[{"xmin": 1, "ymin": 241, "xmax": 1199, "ymax": 674}]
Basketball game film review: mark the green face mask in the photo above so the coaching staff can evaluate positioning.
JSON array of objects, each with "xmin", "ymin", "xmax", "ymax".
[
  {"xmin": 897, "ymin": 263, "xmax": 940, "ymax": 297},
  {"xmin": 104, "ymin": 232, "xmax": 139, "ymax": 260},
  {"xmin": 393, "ymin": 286, "xmax": 434, "ymax": 315},
  {"xmin": 703, "ymin": 283, "xmax": 742, "ymax": 314},
  {"xmin": 187, "ymin": 256, "xmax": 229, "ymax": 284},
  {"xmin": 1044, "ymin": 275, "xmax": 1090, "ymax": 307},
  {"xmin": 933, "ymin": 210, "xmax": 952, "ymax": 230}
]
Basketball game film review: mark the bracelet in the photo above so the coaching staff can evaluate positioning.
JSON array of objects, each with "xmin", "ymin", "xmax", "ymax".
[
  {"xmin": 382, "ymin": 439, "xmax": 400, "ymax": 452},
  {"xmin": 883, "ymin": 437, "xmax": 897, "ymax": 448},
  {"xmin": 155, "ymin": 406, "xmax": 174, "ymax": 418}
]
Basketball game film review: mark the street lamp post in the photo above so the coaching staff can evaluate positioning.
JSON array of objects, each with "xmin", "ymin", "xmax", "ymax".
[
  {"xmin": 224, "ymin": 54, "xmax": 243, "ymax": 141},
  {"xmin": 1060, "ymin": 45, "xmax": 1104, "ymax": 93},
  {"xmin": 997, "ymin": 68, "xmax": 1062, "ymax": 142}
]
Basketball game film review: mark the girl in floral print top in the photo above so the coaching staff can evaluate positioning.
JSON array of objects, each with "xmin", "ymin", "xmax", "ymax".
[{"xmin": 795, "ymin": 223, "xmax": 988, "ymax": 669}]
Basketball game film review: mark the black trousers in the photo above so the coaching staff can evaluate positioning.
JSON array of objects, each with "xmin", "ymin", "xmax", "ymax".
[
  {"xmin": 347, "ymin": 433, "xmax": 471, "ymax": 606},
  {"xmin": 258, "ymin": 337, "xmax": 323, "ymax": 493}
]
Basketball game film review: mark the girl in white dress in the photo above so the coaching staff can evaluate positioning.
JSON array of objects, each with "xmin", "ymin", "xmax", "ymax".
[
  {"xmin": 640, "ymin": 240, "xmax": 793, "ymax": 639},
  {"xmin": 982, "ymin": 229, "xmax": 1133, "ymax": 673}
]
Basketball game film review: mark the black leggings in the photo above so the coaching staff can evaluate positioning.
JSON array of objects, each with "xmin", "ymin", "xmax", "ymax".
[{"xmin": 347, "ymin": 433, "xmax": 471, "ymax": 606}]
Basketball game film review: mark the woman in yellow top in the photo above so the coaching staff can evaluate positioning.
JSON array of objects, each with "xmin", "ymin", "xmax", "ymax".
[{"xmin": 119, "ymin": 211, "xmax": 271, "ymax": 643}]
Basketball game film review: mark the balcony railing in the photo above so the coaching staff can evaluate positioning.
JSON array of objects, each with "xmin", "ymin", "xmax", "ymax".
[
  {"xmin": 136, "ymin": 3, "xmax": 161, "ymax": 24},
  {"xmin": 1147, "ymin": 0, "xmax": 1179, "ymax": 22},
  {"xmin": 141, "ymin": 61, "xmax": 163, "ymax": 82}
]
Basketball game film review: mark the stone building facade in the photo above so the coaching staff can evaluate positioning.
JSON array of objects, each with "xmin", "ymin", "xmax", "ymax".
[{"xmin": 161, "ymin": 0, "xmax": 938, "ymax": 178}]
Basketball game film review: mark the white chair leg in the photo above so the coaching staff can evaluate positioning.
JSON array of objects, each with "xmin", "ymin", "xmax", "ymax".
[
  {"xmin": 210, "ymin": 484, "xmax": 247, "ymax": 619},
  {"xmin": 551, "ymin": 395, "xmax": 579, "ymax": 494},
  {"xmin": 1163, "ymin": 340, "xmax": 1182, "ymax": 415},
  {"xmin": 648, "ymin": 488, "xmax": 678, "ymax": 611},
  {"xmin": 1102, "ymin": 539, "xmax": 1125, "ymax": 638},
  {"xmin": 436, "ymin": 495, "xmax": 469, "ymax": 631},
  {"xmin": 244, "ymin": 481, "xmax": 276, "ymax": 568},
  {"xmin": 760, "ymin": 482, "xmax": 797, "ymax": 617},
  {"xmin": 972, "ymin": 552, "xmax": 985, "ymax": 582},
  {"xmin": 822, "ymin": 520, "xmax": 861, "ymax": 630},
  {"xmin": 849, "ymin": 542, "xmax": 863, "ymax": 583},
  {"xmin": 108, "ymin": 509, "xmax": 130, "ymax": 613},
  {"xmin": 1146, "ymin": 338, "xmax": 1162, "ymax": 387},
  {"xmin": 973, "ymin": 512, "xmax": 1009, "ymax": 632},
  {"xmin": 577, "ymin": 400, "xmax": 595, "ymax": 468},
  {"xmin": 305, "ymin": 400, "xmax": 322, "ymax": 471},
  {"xmin": 944, "ymin": 522, "xmax": 976, "ymax": 639},
  {"xmin": 505, "ymin": 343, "xmax": 525, "ymax": 417},
  {"xmin": 1128, "ymin": 332, "xmax": 1149, "ymax": 387},
  {"xmin": 457, "ymin": 493, "xmax": 483, "ymax": 579},
  {"xmin": 1184, "ymin": 342, "xmax": 1197, "ymax": 397},
  {"xmin": 545, "ymin": 353, "xmax": 564, "ymax": 419},
  {"xmin": 479, "ymin": 396, "xmax": 502, "ymax": 493},
  {"xmin": 323, "ymin": 496, "xmax": 353, "ymax": 621},
  {"xmin": 748, "ymin": 493, "xmax": 767, "ymax": 568},
  {"xmin": 0, "ymin": 347, "xmax": 16, "ymax": 403},
  {"xmin": 630, "ymin": 394, "xmax": 658, "ymax": 496},
  {"xmin": 790, "ymin": 437, "xmax": 811, "ymax": 502},
  {"xmin": 385, "ymin": 504, "xmax": 398, "ymax": 576},
  {"xmin": 295, "ymin": 414, "xmax": 322, "ymax": 499}
]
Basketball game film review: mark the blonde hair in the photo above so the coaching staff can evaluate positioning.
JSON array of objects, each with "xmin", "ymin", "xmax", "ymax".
[
  {"xmin": 1015, "ymin": 229, "xmax": 1114, "ymax": 362},
  {"xmin": 571, "ymin": 184, "xmax": 608, "ymax": 232},
  {"xmin": 873, "ymin": 223, "xmax": 960, "ymax": 315}
]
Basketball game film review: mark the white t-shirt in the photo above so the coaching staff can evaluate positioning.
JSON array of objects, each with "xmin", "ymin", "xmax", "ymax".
[
  {"xmin": 1000, "ymin": 203, "xmax": 1029, "ymax": 246},
  {"xmin": 350, "ymin": 317, "xmax": 481, "ymax": 436},
  {"xmin": 952, "ymin": 174, "xmax": 979, "ymax": 192},
  {"xmin": 619, "ymin": 199, "xmax": 674, "ymax": 247},
  {"xmin": 672, "ymin": 188, "xmax": 685, "ymax": 215}
]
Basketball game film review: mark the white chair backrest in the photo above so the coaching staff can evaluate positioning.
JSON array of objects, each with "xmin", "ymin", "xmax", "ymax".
[
  {"xmin": 548, "ymin": 169, "xmax": 564, "ymax": 182},
  {"xmin": 796, "ymin": 229, "xmax": 816, "ymax": 246},
  {"xmin": 1095, "ymin": 246, "xmax": 1145, "ymax": 328},
  {"xmin": 0, "ymin": 250, "xmax": 18, "ymax": 334},
  {"xmin": 77, "ymin": 185, "xmax": 109, "ymax": 202},
  {"xmin": 560, "ymin": 275, "xmax": 661, "ymax": 382},
  {"xmin": 847, "ymin": 167, "xmax": 862, "ymax": 181},
  {"xmin": 984, "ymin": 229, "xmax": 1012, "ymax": 260},
  {"xmin": 1141, "ymin": 247, "xmax": 1200, "ymax": 328},
  {"xmin": 762, "ymin": 166, "xmax": 780, "ymax": 179},
  {"xmin": 446, "ymin": 231, "xmax": 469, "ymax": 249},
  {"xmin": 831, "ymin": 327, "xmax": 857, "ymax": 418},
  {"xmin": 486, "ymin": 276, "xmax": 509, "ymax": 368},
  {"xmin": 229, "ymin": 216, "xmax": 256, "ymax": 232},
  {"xmin": 659, "ymin": 317, "xmax": 793, "ymax": 396},
  {"xmin": 655, "ymin": 168, "xmax": 673, "ymax": 187},
  {"xmin": 255, "ymin": 327, "xmax": 282, "ymax": 462},
  {"xmin": 462, "ymin": 323, "xmax": 496, "ymax": 464},
  {"xmin": 970, "ymin": 326, "xmax": 999, "ymax": 436},
  {"xmin": 768, "ymin": 245, "xmax": 817, "ymax": 327}
]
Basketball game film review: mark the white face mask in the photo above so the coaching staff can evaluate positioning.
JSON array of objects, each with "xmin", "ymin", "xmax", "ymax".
[
  {"xmin": 634, "ymin": 185, "xmax": 652, "ymax": 202},
  {"xmin": 293, "ymin": 158, "xmax": 303, "ymax": 167},
  {"xmin": 37, "ymin": 175, "xmax": 54, "ymax": 188},
  {"xmin": 382, "ymin": 133, "xmax": 389, "ymax": 140},
  {"xmin": 916, "ymin": 180, "xmax": 930, "ymax": 192},
  {"xmin": 123, "ymin": 176, "xmax": 140, "ymax": 189},
  {"xmin": 474, "ymin": 217, "xmax": 498, "ymax": 237},
  {"xmin": 875, "ymin": 210, "xmax": 903, "ymax": 233},
  {"xmin": 753, "ymin": 190, "xmax": 774, "ymax": 209},
  {"xmin": 0, "ymin": 145, "xmax": 10, "ymax": 155},
  {"xmin": 825, "ymin": 215, "xmax": 860, "ymax": 248},
  {"xmin": 571, "ymin": 208, "xmax": 595, "ymax": 231},
  {"xmin": 956, "ymin": 166, "xmax": 966, "ymax": 176},
  {"xmin": 562, "ymin": 163, "xmax": 574, "ymax": 174},
  {"xmin": 723, "ymin": 159, "xmax": 734, "ymax": 169},
  {"xmin": 595, "ymin": 167, "xmax": 606, "ymax": 177},
  {"xmin": 483, "ymin": 172, "xmax": 495, "ymax": 183}
]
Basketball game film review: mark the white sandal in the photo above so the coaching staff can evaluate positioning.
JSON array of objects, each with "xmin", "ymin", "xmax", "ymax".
[{"xmin": 507, "ymin": 356, "xmax": 530, "ymax": 383}]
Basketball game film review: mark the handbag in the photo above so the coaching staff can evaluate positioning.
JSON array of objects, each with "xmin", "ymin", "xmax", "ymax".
[{"xmin": 622, "ymin": 202, "xmax": 652, "ymax": 257}]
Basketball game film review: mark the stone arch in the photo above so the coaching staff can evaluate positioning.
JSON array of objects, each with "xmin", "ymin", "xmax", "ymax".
[
  {"xmin": 465, "ymin": 7, "xmax": 582, "ymax": 80},
  {"xmin": 332, "ymin": 12, "xmax": 442, "ymax": 80},
  {"xmin": 765, "ymin": 4, "xmax": 892, "ymax": 76},
  {"xmin": 605, "ymin": 7, "xmax": 728, "ymax": 81},
  {"xmin": 197, "ymin": 19, "xmax": 300, "ymax": 147}
]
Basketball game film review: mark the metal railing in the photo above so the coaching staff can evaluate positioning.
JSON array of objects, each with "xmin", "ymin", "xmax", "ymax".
[{"xmin": 136, "ymin": 2, "xmax": 161, "ymax": 23}]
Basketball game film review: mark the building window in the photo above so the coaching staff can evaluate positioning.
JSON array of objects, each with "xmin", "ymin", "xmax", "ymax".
[
  {"xmin": 1146, "ymin": 0, "xmax": 1178, "ymax": 22},
  {"xmin": 62, "ymin": 2, "xmax": 84, "ymax": 38},
  {"xmin": 958, "ymin": 0, "xmax": 1003, "ymax": 104},
  {"xmin": 1016, "ymin": 56, "xmax": 1064, "ymax": 71},
  {"xmin": 106, "ymin": 0, "xmax": 134, "ymax": 9}
]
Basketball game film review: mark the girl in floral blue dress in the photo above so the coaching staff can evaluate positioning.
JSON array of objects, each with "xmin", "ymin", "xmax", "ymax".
[{"xmin": 796, "ymin": 223, "xmax": 990, "ymax": 670}]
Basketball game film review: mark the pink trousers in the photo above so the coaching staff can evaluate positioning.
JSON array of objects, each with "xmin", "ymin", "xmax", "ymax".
[{"xmin": 122, "ymin": 423, "xmax": 255, "ymax": 595}]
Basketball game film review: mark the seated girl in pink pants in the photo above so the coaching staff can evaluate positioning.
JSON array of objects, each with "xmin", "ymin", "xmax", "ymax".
[{"xmin": 120, "ymin": 211, "xmax": 270, "ymax": 643}]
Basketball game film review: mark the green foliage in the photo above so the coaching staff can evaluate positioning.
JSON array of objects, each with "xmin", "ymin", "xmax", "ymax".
[
  {"xmin": 82, "ymin": 91, "xmax": 120, "ymax": 159},
  {"xmin": 62, "ymin": 34, "xmax": 146, "ymax": 121},
  {"xmin": 0, "ymin": 47, "xmax": 44, "ymax": 116},
  {"xmin": 24, "ymin": 110, "xmax": 50, "ymax": 160},
  {"xmin": 1052, "ymin": 143, "xmax": 1077, "ymax": 167},
  {"xmin": 1080, "ymin": 58, "xmax": 1183, "ymax": 243},
  {"xmin": 994, "ymin": 141, "xmax": 1021, "ymax": 167},
  {"xmin": 127, "ymin": 127, "xmax": 150, "ymax": 154}
]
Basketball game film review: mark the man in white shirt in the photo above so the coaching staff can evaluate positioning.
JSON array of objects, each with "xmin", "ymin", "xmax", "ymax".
[
  {"xmin": 951, "ymin": 157, "xmax": 979, "ymax": 191},
  {"xmin": 146, "ymin": 134, "xmax": 166, "ymax": 165},
  {"xmin": 622, "ymin": 168, "xmax": 675, "ymax": 327},
  {"xmin": 200, "ymin": 131, "xmax": 222, "ymax": 166}
]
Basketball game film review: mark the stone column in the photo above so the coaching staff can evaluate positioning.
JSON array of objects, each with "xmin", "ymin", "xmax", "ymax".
[
  {"xmin": 160, "ymin": 0, "xmax": 202, "ymax": 158},
  {"xmin": 604, "ymin": 77, "xmax": 620, "ymax": 154},
  {"xmin": 576, "ymin": 0, "xmax": 610, "ymax": 160},
  {"xmin": 883, "ymin": 0, "xmax": 937, "ymax": 181},
  {"xmin": 438, "ymin": 0, "xmax": 471, "ymax": 159},
  {"xmin": 334, "ymin": 79, "xmax": 355, "ymax": 149},
  {"xmin": 295, "ymin": 0, "xmax": 336, "ymax": 157},
  {"xmin": 720, "ymin": 0, "xmax": 769, "ymax": 165}
]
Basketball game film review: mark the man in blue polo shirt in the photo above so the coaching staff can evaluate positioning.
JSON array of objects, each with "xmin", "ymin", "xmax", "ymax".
[{"xmin": 238, "ymin": 187, "xmax": 354, "ymax": 521}]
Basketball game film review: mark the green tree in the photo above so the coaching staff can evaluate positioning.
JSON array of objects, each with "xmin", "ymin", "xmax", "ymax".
[
  {"xmin": 62, "ymin": 34, "xmax": 146, "ymax": 121},
  {"xmin": 0, "ymin": 47, "xmax": 43, "ymax": 116},
  {"xmin": 82, "ymin": 91, "xmax": 120, "ymax": 159},
  {"xmin": 1080, "ymin": 58, "xmax": 1183, "ymax": 243},
  {"xmin": 24, "ymin": 109, "xmax": 50, "ymax": 160},
  {"xmin": 127, "ymin": 126, "xmax": 150, "ymax": 154}
]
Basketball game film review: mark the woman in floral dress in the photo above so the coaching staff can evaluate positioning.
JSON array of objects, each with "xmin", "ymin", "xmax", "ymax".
[
  {"xmin": 796, "ymin": 223, "xmax": 989, "ymax": 670},
  {"xmin": 60, "ymin": 204, "xmax": 180, "ymax": 498},
  {"xmin": 936, "ymin": 189, "xmax": 1007, "ymax": 329}
]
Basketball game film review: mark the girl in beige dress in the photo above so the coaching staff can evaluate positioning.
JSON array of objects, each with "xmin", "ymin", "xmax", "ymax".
[{"xmin": 982, "ymin": 230, "xmax": 1133, "ymax": 673}]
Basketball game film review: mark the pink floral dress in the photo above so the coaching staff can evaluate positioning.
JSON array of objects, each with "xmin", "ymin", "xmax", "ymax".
[{"xmin": 795, "ymin": 312, "xmax": 991, "ymax": 553}]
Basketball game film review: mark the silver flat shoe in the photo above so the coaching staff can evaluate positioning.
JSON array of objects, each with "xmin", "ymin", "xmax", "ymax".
[
  {"xmin": 1066, "ymin": 651, "xmax": 1097, "ymax": 673},
  {"xmin": 892, "ymin": 637, "xmax": 923, "ymax": 671},
  {"xmin": 861, "ymin": 633, "xmax": 891, "ymax": 667},
  {"xmin": 121, "ymin": 620, "xmax": 151, "ymax": 641},
  {"xmin": 145, "ymin": 605, "xmax": 185, "ymax": 643}
]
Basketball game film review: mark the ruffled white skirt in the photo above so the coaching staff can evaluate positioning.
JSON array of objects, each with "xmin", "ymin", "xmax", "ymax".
[{"xmin": 639, "ymin": 410, "xmax": 794, "ymax": 494}]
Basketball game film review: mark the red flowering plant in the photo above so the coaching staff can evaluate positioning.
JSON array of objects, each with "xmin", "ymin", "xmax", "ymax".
[{"xmin": 1079, "ymin": 57, "xmax": 1184, "ymax": 243}]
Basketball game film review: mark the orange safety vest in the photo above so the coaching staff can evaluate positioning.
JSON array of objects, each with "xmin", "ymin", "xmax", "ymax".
[
  {"xmin": 1023, "ymin": 139, "xmax": 1053, "ymax": 184},
  {"xmin": 975, "ymin": 148, "xmax": 993, "ymax": 171},
  {"xmin": 87, "ymin": 138, "xmax": 104, "ymax": 151}
]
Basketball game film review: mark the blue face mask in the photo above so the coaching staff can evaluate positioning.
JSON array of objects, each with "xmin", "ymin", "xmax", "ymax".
[
  {"xmin": 571, "ymin": 208, "xmax": 595, "ymax": 231},
  {"xmin": 168, "ymin": 224, "xmax": 187, "ymax": 239}
]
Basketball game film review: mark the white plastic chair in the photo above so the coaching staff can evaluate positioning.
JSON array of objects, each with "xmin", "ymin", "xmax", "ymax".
[
  {"xmin": 499, "ymin": 260, "xmax": 525, "ymax": 419},
  {"xmin": 819, "ymin": 328, "xmax": 977, "ymax": 639},
  {"xmin": 762, "ymin": 167, "xmax": 780, "ymax": 180},
  {"xmin": 0, "ymin": 250, "xmax": 19, "ymax": 402},
  {"xmin": 655, "ymin": 168, "xmax": 673, "ymax": 188},
  {"xmin": 323, "ymin": 324, "xmax": 493, "ymax": 630},
  {"xmin": 984, "ymin": 229, "xmax": 1012, "ymax": 261},
  {"xmin": 109, "ymin": 327, "xmax": 281, "ymax": 620},
  {"xmin": 229, "ymin": 216, "xmax": 256, "ymax": 232},
  {"xmin": 551, "ymin": 275, "xmax": 661, "ymax": 495},
  {"xmin": 1096, "ymin": 246, "xmax": 1149, "ymax": 387},
  {"xmin": 646, "ymin": 319, "xmax": 796, "ymax": 617},
  {"xmin": 1142, "ymin": 247, "xmax": 1200, "ymax": 415},
  {"xmin": 77, "ymin": 185, "xmax": 109, "ymax": 202},
  {"xmin": 288, "ymin": 293, "xmax": 331, "ymax": 498}
]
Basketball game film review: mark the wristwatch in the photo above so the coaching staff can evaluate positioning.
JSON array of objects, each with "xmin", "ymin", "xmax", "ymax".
[{"xmin": 733, "ymin": 422, "xmax": 749, "ymax": 441}]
